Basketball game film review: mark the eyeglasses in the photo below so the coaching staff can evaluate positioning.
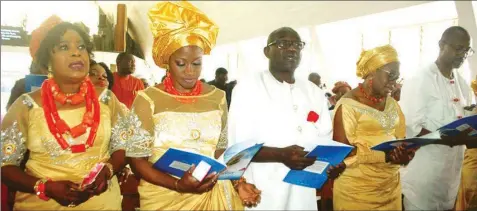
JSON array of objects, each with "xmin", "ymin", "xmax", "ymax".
[
  {"xmin": 381, "ymin": 69, "xmax": 400, "ymax": 82},
  {"xmin": 267, "ymin": 40, "xmax": 306, "ymax": 50},
  {"xmin": 443, "ymin": 41, "xmax": 475, "ymax": 57}
]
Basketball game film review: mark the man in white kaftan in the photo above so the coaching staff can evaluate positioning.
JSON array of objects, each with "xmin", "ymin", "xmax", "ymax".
[
  {"xmin": 227, "ymin": 27, "xmax": 332, "ymax": 210},
  {"xmin": 400, "ymin": 26, "xmax": 475, "ymax": 210}
]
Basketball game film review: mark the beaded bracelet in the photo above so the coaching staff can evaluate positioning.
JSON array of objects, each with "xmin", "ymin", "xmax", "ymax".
[{"xmin": 34, "ymin": 178, "xmax": 51, "ymax": 201}]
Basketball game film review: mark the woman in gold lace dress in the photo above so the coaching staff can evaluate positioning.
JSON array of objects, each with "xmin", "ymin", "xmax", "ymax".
[
  {"xmin": 455, "ymin": 75, "xmax": 477, "ymax": 210},
  {"xmin": 1, "ymin": 22, "xmax": 127, "ymax": 210},
  {"xmin": 332, "ymin": 45, "xmax": 417, "ymax": 210},
  {"xmin": 124, "ymin": 2, "xmax": 260, "ymax": 210}
]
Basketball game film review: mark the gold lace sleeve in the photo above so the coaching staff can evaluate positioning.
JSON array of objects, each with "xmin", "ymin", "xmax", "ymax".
[
  {"xmin": 103, "ymin": 90, "xmax": 130, "ymax": 154},
  {"xmin": 216, "ymin": 92, "xmax": 228, "ymax": 150},
  {"xmin": 123, "ymin": 91, "xmax": 155, "ymax": 158},
  {"xmin": 1, "ymin": 95, "xmax": 30, "ymax": 167}
]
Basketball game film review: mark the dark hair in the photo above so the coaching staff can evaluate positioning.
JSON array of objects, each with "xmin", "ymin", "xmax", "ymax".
[
  {"xmin": 116, "ymin": 52, "xmax": 131, "ymax": 65},
  {"xmin": 215, "ymin": 67, "xmax": 228, "ymax": 75},
  {"xmin": 35, "ymin": 22, "xmax": 94, "ymax": 70},
  {"xmin": 90, "ymin": 59, "xmax": 114, "ymax": 90}
]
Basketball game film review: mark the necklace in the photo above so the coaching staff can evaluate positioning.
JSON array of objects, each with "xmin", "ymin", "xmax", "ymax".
[
  {"xmin": 358, "ymin": 83, "xmax": 384, "ymax": 104},
  {"xmin": 50, "ymin": 79, "xmax": 88, "ymax": 105},
  {"xmin": 41, "ymin": 78, "xmax": 100, "ymax": 153},
  {"xmin": 163, "ymin": 73, "xmax": 202, "ymax": 103}
]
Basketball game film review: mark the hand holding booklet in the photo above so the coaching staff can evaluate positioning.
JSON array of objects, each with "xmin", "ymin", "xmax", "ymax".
[
  {"xmin": 153, "ymin": 141, "xmax": 263, "ymax": 181},
  {"xmin": 372, "ymin": 115, "xmax": 477, "ymax": 152},
  {"xmin": 283, "ymin": 141, "xmax": 354, "ymax": 189}
]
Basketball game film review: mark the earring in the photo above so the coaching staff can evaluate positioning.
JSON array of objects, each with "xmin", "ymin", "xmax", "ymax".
[{"xmin": 47, "ymin": 65, "xmax": 53, "ymax": 78}]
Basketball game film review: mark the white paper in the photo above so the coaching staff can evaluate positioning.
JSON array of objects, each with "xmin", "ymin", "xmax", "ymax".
[
  {"xmin": 192, "ymin": 161, "xmax": 211, "ymax": 182},
  {"xmin": 303, "ymin": 161, "xmax": 329, "ymax": 174}
]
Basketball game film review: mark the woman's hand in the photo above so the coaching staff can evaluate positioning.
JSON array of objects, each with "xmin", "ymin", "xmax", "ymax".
[
  {"xmin": 118, "ymin": 167, "xmax": 132, "ymax": 185},
  {"xmin": 236, "ymin": 183, "xmax": 261, "ymax": 208},
  {"xmin": 386, "ymin": 145, "xmax": 418, "ymax": 165},
  {"xmin": 45, "ymin": 180, "xmax": 90, "ymax": 207},
  {"xmin": 83, "ymin": 165, "xmax": 112, "ymax": 196},
  {"xmin": 327, "ymin": 162, "xmax": 346, "ymax": 179},
  {"xmin": 176, "ymin": 165, "xmax": 219, "ymax": 194}
]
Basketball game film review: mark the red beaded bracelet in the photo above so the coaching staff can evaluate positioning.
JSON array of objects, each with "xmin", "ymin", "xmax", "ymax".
[{"xmin": 34, "ymin": 178, "xmax": 51, "ymax": 201}]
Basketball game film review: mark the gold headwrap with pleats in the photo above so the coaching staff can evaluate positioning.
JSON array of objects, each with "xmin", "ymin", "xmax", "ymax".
[
  {"xmin": 148, "ymin": 1, "xmax": 219, "ymax": 69},
  {"xmin": 356, "ymin": 44, "xmax": 399, "ymax": 79}
]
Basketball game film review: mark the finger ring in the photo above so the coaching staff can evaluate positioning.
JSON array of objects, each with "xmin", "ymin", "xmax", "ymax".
[{"xmin": 68, "ymin": 203, "xmax": 76, "ymax": 208}]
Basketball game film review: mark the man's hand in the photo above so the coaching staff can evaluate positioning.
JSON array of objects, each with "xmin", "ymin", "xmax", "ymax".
[
  {"xmin": 327, "ymin": 163, "xmax": 346, "ymax": 179},
  {"xmin": 279, "ymin": 145, "xmax": 316, "ymax": 170}
]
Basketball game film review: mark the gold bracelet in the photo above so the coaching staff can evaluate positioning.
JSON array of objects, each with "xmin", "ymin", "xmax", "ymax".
[{"xmin": 103, "ymin": 162, "xmax": 114, "ymax": 179}]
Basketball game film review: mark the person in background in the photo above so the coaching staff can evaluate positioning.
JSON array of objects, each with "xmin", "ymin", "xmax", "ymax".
[
  {"xmin": 332, "ymin": 81, "xmax": 352, "ymax": 103},
  {"xmin": 332, "ymin": 45, "xmax": 416, "ymax": 210},
  {"xmin": 455, "ymin": 74, "xmax": 477, "ymax": 210},
  {"xmin": 6, "ymin": 15, "xmax": 63, "ymax": 111},
  {"xmin": 111, "ymin": 52, "xmax": 145, "ymax": 109},
  {"xmin": 200, "ymin": 78, "xmax": 206, "ymax": 83},
  {"xmin": 400, "ymin": 26, "xmax": 477, "ymax": 211},
  {"xmin": 125, "ymin": 2, "xmax": 260, "ymax": 210},
  {"xmin": 89, "ymin": 60, "xmax": 114, "ymax": 90},
  {"xmin": 208, "ymin": 67, "xmax": 228, "ymax": 91},
  {"xmin": 228, "ymin": 27, "xmax": 336, "ymax": 210},
  {"xmin": 1, "ymin": 22, "xmax": 127, "ymax": 210},
  {"xmin": 308, "ymin": 72, "xmax": 322, "ymax": 88},
  {"xmin": 226, "ymin": 80, "xmax": 237, "ymax": 109}
]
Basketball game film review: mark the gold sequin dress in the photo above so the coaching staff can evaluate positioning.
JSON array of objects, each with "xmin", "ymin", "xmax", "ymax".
[
  {"xmin": 1, "ymin": 90, "xmax": 126, "ymax": 210},
  {"xmin": 125, "ymin": 87, "xmax": 243, "ymax": 211},
  {"xmin": 332, "ymin": 97, "xmax": 406, "ymax": 210}
]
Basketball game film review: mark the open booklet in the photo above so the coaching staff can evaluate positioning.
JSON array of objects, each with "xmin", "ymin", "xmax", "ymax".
[
  {"xmin": 372, "ymin": 115, "xmax": 477, "ymax": 152},
  {"xmin": 283, "ymin": 140, "xmax": 354, "ymax": 189},
  {"xmin": 25, "ymin": 74, "xmax": 48, "ymax": 92},
  {"xmin": 153, "ymin": 141, "xmax": 263, "ymax": 181}
]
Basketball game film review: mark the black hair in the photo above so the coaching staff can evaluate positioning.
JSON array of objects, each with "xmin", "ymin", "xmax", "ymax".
[
  {"xmin": 90, "ymin": 59, "xmax": 114, "ymax": 90},
  {"xmin": 441, "ymin": 26, "xmax": 470, "ymax": 42},
  {"xmin": 116, "ymin": 52, "xmax": 132, "ymax": 65},
  {"xmin": 215, "ymin": 67, "xmax": 228, "ymax": 75},
  {"xmin": 35, "ymin": 22, "xmax": 94, "ymax": 70}
]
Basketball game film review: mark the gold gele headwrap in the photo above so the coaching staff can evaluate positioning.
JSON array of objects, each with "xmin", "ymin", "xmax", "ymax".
[
  {"xmin": 356, "ymin": 44, "xmax": 399, "ymax": 79},
  {"xmin": 148, "ymin": 1, "xmax": 219, "ymax": 69},
  {"xmin": 29, "ymin": 15, "xmax": 63, "ymax": 61}
]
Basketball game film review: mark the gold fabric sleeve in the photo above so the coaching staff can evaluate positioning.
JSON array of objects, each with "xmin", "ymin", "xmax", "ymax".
[
  {"xmin": 337, "ymin": 103, "xmax": 386, "ymax": 167},
  {"xmin": 1, "ymin": 95, "xmax": 29, "ymax": 167},
  {"xmin": 123, "ymin": 91, "xmax": 155, "ymax": 158}
]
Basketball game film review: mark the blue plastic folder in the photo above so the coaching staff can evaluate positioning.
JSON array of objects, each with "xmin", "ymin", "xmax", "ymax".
[
  {"xmin": 153, "ymin": 142, "xmax": 263, "ymax": 180},
  {"xmin": 372, "ymin": 115, "xmax": 477, "ymax": 152},
  {"xmin": 25, "ymin": 74, "xmax": 47, "ymax": 92},
  {"xmin": 283, "ymin": 141, "xmax": 354, "ymax": 189}
]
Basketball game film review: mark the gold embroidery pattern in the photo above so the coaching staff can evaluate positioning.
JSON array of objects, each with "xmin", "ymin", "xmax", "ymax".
[
  {"xmin": 353, "ymin": 104, "xmax": 399, "ymax": 135},
  {"xmin": 1, "ymin": 122, "xmax": 27, "ymax": 167},
  {"xmin": 100, "ymin": 90, "xmax": 112, "ymax": 104},
  {"xmin": 217, "ymin": 122, "xmax": 228, "ymax": 150},
  {"xmin": 22, "ymin": 95, "xmax": 34, "ymax": 110},
  {"xmin": 115, "ymin": 111, "xmax": 153, "ymax": 157}
]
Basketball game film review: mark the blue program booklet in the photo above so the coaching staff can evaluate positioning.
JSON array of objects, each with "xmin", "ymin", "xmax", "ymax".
[
  {"xmin": 372, "ymin": 115, "xmax": 477, "ymax": 152},
  {"xmin": 283, "ymin": 141, "xmax": 354, "ymax": 189},
  {"xmin": 25, "ymin": 74, "xmax": 47, "ymax": 92},
  {"xmin": 153, "ymin": 141, "xmax": 263, "ymax": 180}
]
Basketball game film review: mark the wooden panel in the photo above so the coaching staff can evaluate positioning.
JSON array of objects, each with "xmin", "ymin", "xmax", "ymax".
[{"xmin": 114, "ymin": 4, "xmax": 127, "ymax": 52}]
